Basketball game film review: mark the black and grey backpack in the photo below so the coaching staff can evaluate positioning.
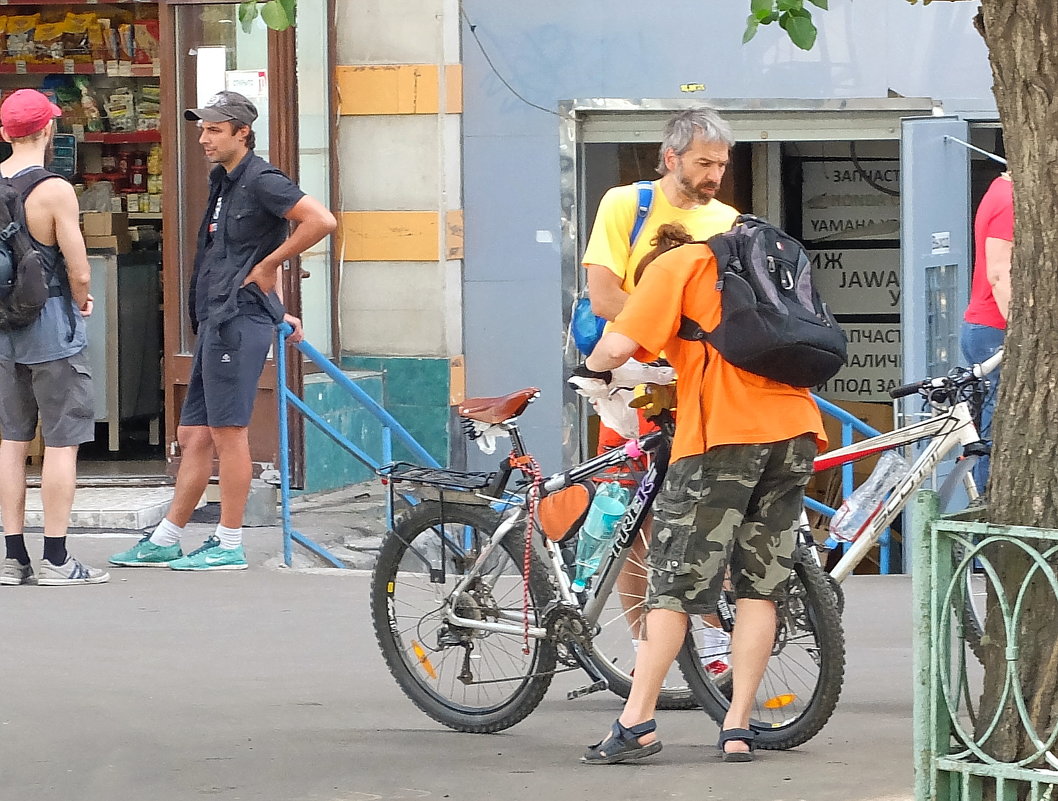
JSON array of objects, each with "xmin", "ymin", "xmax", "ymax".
[
  {"xmin": 679, "ymin": 214, "xmax": 847, "ymax": 387},
  {"xmin": 0, "ymin": 169, "xmax": 75, "ymax": 337}
]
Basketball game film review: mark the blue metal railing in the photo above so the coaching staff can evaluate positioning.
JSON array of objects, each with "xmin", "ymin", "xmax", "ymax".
[
  {"xmin": 273, "ymin": 335, "xmax": 892, "ymax": 571},
  {"xmin": 809, "ymin": 393, "xmax": 891, "ymax": 572},
  {"xmin": 276, "ymin": 324, "xmax": 440, "ymax": 567}
]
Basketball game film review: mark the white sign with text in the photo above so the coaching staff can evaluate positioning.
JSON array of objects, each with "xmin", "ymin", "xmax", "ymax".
[
  {"xmin": 809, "ymin": 248, "xmax": 901, "ymax": 316},
  {"xmin": 816, "ymin": 323, "xmax": 903, "ymax": 403},
  {"xmin": 801, "ymin": 160, "xmax": 901, "ymax": 243}
]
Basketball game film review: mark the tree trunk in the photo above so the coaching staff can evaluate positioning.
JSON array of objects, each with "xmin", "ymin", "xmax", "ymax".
[{"xmin": 975, "ymin": 0, "xmax": 1058, "ymax": 769}]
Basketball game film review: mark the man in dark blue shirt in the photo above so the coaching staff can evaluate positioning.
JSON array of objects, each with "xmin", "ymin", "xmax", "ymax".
[{"xmin": 110, "ymin": 91, "xmax": 336, "ymax": 572}]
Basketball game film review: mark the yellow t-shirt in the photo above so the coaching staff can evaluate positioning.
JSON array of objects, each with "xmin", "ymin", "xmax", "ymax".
[{"xmin": 581, "ymin": 181, "xmax": 739, "ymax": 293}]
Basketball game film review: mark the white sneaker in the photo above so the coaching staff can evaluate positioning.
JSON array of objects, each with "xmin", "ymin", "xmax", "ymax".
[
  {"xmin": 699, "ymin": 625, "xmax": 731, "ymax": 676},
  {"xmin": 0, "ymin": 558, "xmax": 34, "ymax": 586},
  {"xmin": 37, "ymin": 556, "xmax": 110, "ymax": 586}
]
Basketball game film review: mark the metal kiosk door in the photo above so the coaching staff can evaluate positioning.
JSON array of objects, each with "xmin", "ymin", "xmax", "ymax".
[
  {"xmin": 161, "ymin": 2, "xmax": 303, "ymax": 477},
  {"xmin": 899, "ymin": 115, "xmax": 972, "ymax": 566}
]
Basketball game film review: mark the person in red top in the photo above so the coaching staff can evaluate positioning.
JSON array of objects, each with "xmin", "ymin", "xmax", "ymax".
[
  {"xmin": 573, "ymin": 241, "xmax": 826, "ymax": 765},
  {"xmin": 961, "ymin": 172, "xmax": 1013, "ymax": 491}
]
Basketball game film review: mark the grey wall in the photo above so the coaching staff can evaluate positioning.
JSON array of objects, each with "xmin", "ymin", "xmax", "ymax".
[{"xmin": 460, "ymin": 0, "xmax": 994, "ymax": 470}]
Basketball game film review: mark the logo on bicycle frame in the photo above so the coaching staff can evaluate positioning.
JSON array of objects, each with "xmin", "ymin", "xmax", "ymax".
[{"xmin": 611, "ymin": 473, "xmax": 656, "ymax": 555}]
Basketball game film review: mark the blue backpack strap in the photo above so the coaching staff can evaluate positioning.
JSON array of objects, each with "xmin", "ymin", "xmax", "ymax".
[{"xmin": 629, "ymin": 180, "xmax": 654, "ymax": 246}]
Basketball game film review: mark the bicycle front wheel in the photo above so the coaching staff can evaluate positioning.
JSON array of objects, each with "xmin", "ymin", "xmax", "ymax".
[
  {"xmin": 938, "ymin": 454, "xmax": 986, "ymax": 661},
  {"xmin": 370, "ymin": 501, "xmax": 557, "ymax": 733},
  {"xmin": 676, "ymin": 547, "xmax": 846, "ymax": 750}
]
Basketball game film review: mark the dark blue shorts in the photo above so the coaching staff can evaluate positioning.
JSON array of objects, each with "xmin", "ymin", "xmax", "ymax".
[{"xmin": 180, "ymin": 312, "xmax": 274, "ymax": 429}]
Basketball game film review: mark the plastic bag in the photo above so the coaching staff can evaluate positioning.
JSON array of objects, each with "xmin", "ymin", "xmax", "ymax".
[
  {"xmin": 572, "ymin": 296, "xmax": 606, "ymax": 356},
  {"xmin": 591, "ymin": 388, "xmax": 639, "ymax": 440}
]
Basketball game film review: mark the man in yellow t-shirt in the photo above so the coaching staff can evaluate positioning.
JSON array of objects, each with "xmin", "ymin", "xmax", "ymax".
[
  {"xmin": 580, "ymin": 109, "xmax": 740, "ymax": 658},
  {"xmin": 582, "ymin": 108, "xmax": 739, "ymax": 321}
]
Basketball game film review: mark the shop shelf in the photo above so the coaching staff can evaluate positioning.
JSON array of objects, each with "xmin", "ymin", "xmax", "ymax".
[
  {"xmin": 0, "ymin": 0, "xmax": 156, "ymax": 5},
  {"xmin": 81, "ymin": 131, "xmax": 162, "ymax": 144},
  {"xmin": 0, "ymin": 61, "xmax": 159, "ymax": 77}
]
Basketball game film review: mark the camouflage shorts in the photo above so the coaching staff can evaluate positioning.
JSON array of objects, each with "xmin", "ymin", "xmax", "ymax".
[{"xmin": 645, "ymin": 435, "xmax": 817, "ymax": 614}]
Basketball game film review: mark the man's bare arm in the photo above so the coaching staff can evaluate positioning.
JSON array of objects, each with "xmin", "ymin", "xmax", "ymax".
[
  {"xmin": 586, "ymin": 264, "xmax": 629, "ymax": 321},
  {"xmin": 985, "ymin": 236, "xmax": 1013, "ymax": 321},
  {"xmin": 49, "ymin": 180, "xmax": 91, "ymax": 309},
  {"xmin": 585, "ymin": 332, "xmax": 639, "ymax": 372},
  {"xmin": 243, "ymin": 195, "xmax": 337, "ymax": 294}
]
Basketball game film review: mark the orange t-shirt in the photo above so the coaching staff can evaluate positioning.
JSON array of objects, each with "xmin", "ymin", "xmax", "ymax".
[{"xmin": 610, "ymin": 243, "xmax": 828, "ymax": 463}]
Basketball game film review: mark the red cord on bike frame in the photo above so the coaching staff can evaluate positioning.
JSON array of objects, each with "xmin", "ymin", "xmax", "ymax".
[{"xmin": 511, "ymin": 450, "xmax": 544, "ymax": 655}]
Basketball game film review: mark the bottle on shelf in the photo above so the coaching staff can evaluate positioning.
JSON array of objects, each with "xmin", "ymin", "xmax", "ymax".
[
  {"xmin": 570, "ymin": 481, "xmax": 629, "ymax": 592},
  {"xmin": 829, "ymin": 450, "xmax": 910, "ymax": 543}
]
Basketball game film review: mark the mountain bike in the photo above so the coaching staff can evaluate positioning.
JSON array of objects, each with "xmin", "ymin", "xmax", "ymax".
[
  {"xmin": 677, "ymin": 348, "xmax": 1003, "ymax": 731},
  {"xmin": 369, "ymin": 371, "xmax": 845, "ymax": 746}
]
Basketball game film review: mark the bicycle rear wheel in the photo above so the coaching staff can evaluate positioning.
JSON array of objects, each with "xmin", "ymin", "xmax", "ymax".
[
  {"xmin": 370, "ymin": 501, "xmax": 557, "ymax": 733},
  {"xmin": 587, "ymin": 526, "xmax": 699, "ymax": 710},
  {"xmin": 676, "ymin": 547, "xmax": 845, "ymax": 750}
]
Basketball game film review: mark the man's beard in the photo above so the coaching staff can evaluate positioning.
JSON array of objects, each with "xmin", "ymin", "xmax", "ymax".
[{"xmin": 675, "ymin": 164, "xmax": 718, "ymax": 205}]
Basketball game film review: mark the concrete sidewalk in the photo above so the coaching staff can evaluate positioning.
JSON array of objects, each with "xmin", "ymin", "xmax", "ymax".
[{"xmin": 2, "ymin": 515, "xmax": 917, "ymax": 801}]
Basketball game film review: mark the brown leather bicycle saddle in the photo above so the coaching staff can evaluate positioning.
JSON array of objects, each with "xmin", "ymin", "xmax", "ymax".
[{"xmin": 458, "ymin": 388, "xmax": 540, "ymax": 424}]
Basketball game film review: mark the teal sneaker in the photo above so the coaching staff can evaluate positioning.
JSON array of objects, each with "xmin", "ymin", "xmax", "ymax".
[
  {"xmin": 110, "ymin": 535, "xmax": 183, "ymax": 567},
  {"xmin": 168, "ymin": 536, "xmax": 248, "ymax": 571}
]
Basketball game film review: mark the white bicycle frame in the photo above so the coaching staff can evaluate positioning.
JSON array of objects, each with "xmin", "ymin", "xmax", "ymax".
[{"xmin": 818, "ymin": 349, "xmax": 1002, "ymax": 583}]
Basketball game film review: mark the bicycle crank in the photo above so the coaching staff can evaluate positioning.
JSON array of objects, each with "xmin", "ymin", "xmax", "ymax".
[{"xmin": 540, "ymin": 604, "xmax": 611, "ymax": 700}]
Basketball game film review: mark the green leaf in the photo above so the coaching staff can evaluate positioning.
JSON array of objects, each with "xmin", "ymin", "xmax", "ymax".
[
  {"xmin": 777, "ymin": 0, "xmax": 803, "ymax": 12},
  {"xmin": 806, "ymin": 0, "xmax": 828, "ymax": 8},
  {"xmin": 278, "ymin": 0, "xmax": 296, "ymax": 23},
  {"xmin": 743, "ymin": 14, "xmax": 761, "ymax": 43},
  {"xmin": 238, "ymin": 1, "xmax": 259, "ymax": 34},
  {"xmin": 783, "ymin": 13, "xmax": 818, "ymax": 49},
  {"xmin": 751, "ymin": 0, "xmax": 775, "ymax": 17},
  {"xmin": 260, "ymin": 0, "xmax": 292, "ymax": 30}
]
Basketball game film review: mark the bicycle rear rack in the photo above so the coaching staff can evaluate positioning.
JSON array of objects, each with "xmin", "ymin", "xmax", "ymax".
[{"xmin": 379, "ymin": 461, "xmax": 498, "ymax": 505}]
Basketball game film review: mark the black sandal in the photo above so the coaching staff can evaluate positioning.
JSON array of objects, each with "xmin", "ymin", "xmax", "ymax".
[
  {"xmin": 718, "ymin": 727, "xmax": 756, "ymax": 762},
  {"xmin": 582, "ymin": 719, "xmax": 662, "ymax": 765}
]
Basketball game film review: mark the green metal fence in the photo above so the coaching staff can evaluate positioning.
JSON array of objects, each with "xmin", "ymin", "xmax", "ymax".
[{"xmin": 912, "ymin": 492, "xmax": 1058, "ymax": 801}]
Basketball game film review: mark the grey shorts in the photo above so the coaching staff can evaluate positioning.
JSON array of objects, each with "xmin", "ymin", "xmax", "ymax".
[
  {"xmin": 0, "ymin": 350, "xmax": 95, "ymax": 447},
  {"xmin": 180, "ymin": 312, "xmax": 274, "ymax": 429},
  {"xmin": 646, "ymin": 435, "xmax": 817, "ymax": 615}
]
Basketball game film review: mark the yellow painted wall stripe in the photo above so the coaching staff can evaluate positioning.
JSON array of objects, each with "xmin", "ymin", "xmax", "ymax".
[
  {"xmin": 336, "ymin": 64, "xmax": 463, "ymax": 115},
  {"xmin": 340, "ymin": 210, "xmax": 464, "ymax": 261}
]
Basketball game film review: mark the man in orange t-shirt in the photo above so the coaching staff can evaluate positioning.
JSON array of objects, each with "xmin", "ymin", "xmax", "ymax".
[{"xmin": 576, "ymin": 243, "xmax": 826, "ymax": 765}]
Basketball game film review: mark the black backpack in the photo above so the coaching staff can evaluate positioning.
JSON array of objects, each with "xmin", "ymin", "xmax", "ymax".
[
  {"xmin": 678, "ymin": 214, "xmax": 847, "ymax": 387},
  {"xmin": 0, "ymin": 169, "xmax": 74, "ymax": 337}
]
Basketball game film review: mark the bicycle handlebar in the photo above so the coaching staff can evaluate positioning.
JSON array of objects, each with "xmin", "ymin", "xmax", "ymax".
[
  {"xmin": 974, "ymin": 347, "xmax": 1003, "ymax": 379},
  {"xmin": 887, "ymin": 347, "xmax": 1004, "ymax": 400},
  {"xmin": 888, "ymin": 381, "xmax": 923, "ymax": 399}
]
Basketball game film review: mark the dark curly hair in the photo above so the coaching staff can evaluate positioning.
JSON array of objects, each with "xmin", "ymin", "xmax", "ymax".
[{"xmin": 633, "ymin": 222, "xmax": 695, "ymax": 284}]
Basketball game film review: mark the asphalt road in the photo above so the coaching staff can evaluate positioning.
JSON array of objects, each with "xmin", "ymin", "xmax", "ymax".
[{"xmin": 0, "ymin": 532, "xmax": 915, "ymax": 801}]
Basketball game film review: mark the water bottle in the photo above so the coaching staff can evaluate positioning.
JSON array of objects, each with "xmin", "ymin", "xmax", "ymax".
[
  {"xmin": 570, "ymin": 482, "xmax": 629, "ymax": 591},
  {"xmin": 829, "ymin": 450, "xmax": 911, "ymax": 543}
]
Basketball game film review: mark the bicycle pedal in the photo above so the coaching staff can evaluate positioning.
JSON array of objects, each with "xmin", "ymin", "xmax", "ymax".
[{"xmin": 567, "ymin": 679, "xmax": 608, "ymax": 700}]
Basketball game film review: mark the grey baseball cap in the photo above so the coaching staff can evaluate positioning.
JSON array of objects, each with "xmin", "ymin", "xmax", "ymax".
[{"xmin": 184, "ymin": 90, "xmax": 258, "ymax": 127}]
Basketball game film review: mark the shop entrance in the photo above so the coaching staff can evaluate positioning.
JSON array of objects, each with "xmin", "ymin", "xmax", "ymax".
[
  {"xmin": 0, "ymin": 0, "xmax": 334, "ymax": 505},
  {"xmin": 565, "ymin": 100, "xmax": 1003, "ymax": 573},
  {"xmin": 68, "ymin": 0, "xmax": 298, "ymax": 480}
]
